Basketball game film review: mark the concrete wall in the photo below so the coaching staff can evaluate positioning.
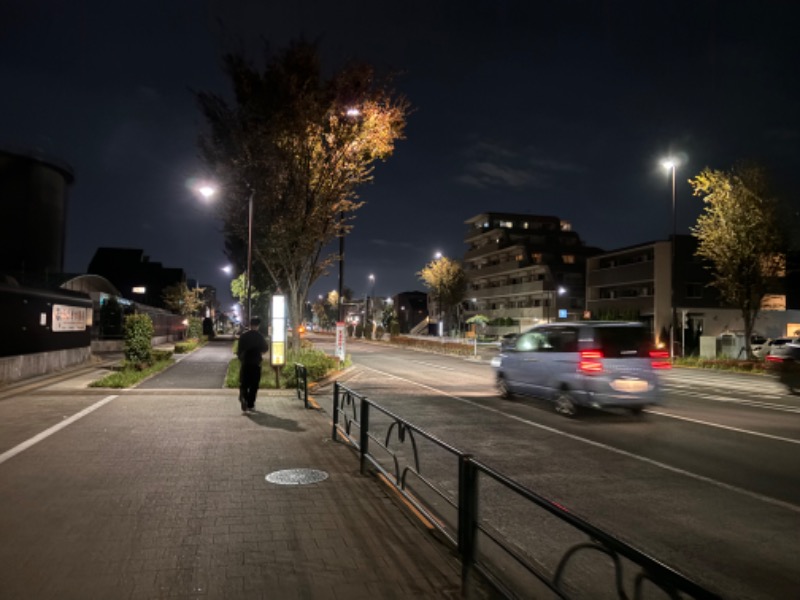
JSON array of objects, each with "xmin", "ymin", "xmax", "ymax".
[
  {"xmin": 0, "ymin": 347, "xmax": 92, "ymax": 385},
  {"xmin": 693, "ymin": 308, "xmax": 800, "ymax": 339}
]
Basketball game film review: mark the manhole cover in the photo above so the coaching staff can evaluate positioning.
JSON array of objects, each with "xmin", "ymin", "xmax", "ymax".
[{"xmin": 265, "ymin": 468, "xmax": 329, "ymax": 485}]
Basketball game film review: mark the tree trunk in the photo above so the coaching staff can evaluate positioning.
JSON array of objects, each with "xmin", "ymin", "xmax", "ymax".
[{"xmin": 742, "ymin": 306, "xmax": 757, "ymax": 360}]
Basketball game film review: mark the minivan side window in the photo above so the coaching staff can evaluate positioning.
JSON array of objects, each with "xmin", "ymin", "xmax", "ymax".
[
  {"xmin": 516, "ymin": 331, "xmax": 546, "ymax": 351},
  {"xmin": 546, "ymin": 327, "xmax": 579, "ymax": 352}
]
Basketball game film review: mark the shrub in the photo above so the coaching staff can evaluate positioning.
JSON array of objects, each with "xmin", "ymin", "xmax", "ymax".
[
  {"xmin": 390, "ymin": 322, "xmax": 400, "ymax": 338},
  {"xmin": 375, "ymin": 325, "xmax": 385, "ymax": 340},
  {"xmin": 124, "ymin": 314, "xmax": 153, "ymax": 365},
  {"xmin": 152, "ymin": 349, "xmax": 173, "ymax": 362},
  {"xmin": 355, "ymin": 324, "xmax": 364, "ymax": 338},
  {"xmin": 224, "ymin": 345, "xmax": 347, "ymax": 389},
  {"xmin": 674, "ymin": 356, "xmax": 771, "ymax": 374},
  {"xmin": 175, "ymin": 339, "xmax": 201, "ymax": 353},
  {"xmin": 187, "ymin": 317, "xmax": 203, "ymax": 339},
  {"xmin": 389, "ymin": 335, "xmax": 474, "ymax": 356}
]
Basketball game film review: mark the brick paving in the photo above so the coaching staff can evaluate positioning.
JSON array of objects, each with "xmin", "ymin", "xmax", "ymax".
[{"xmin": 0, "ymin": 342, "xmax": 467, "ymax": 599}]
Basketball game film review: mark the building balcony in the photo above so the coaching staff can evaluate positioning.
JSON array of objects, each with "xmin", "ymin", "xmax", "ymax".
[
  {"xmin": 465, "ymin": 259, "xmax": 539, "ymax": 279},
  {"xmin": 586, "ymin": 261, "xmax": 655, "ymax": 287},
  {"xmin": 468, "ymin": 280, "xmax": 549, "ymax": 299},
  {"xmin": 463, "ymin": 239, "xmax": 504, "ymax": 260}
]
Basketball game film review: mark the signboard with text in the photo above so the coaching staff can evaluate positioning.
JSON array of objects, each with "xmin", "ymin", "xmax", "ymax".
[
  {"xmin": 52, "ymin": 305, "xmax": 88, "ymax": 332},
  {"xmin": 335, "ymin": 322, "xmax": 346, "ymax": 361}
]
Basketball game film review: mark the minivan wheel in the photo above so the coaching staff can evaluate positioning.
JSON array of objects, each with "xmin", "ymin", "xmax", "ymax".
[
  {"xmin": 497, "ymin": 375, "xmax": 512, "ymax": 399},
  {"xmin": 628, "ymin": 406, "xmax": 645, "ymax": 416},
  {"xmin": 554, "ymin": 391, "xmax": 578, "ymax": 417}
]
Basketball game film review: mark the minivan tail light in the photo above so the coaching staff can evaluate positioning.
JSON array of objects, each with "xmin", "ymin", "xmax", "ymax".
[
  {"xmin": 649, "ymin": 350, "xmax": 672, "ymax": 370},
  {"xmin": 579, "ymin": 349, "xmax": 603, "ymax": 374},
  {"xmin": 766, "ymin": 355, "xmax": 784, "ymax": 363}
]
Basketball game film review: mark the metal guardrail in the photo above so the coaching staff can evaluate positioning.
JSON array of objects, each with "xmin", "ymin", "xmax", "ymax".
[
  {"xmin": 332, "ymin": 381, "xmax": 722, "ymax": 600},
  {"xmin": 294, "ymin": 363, "xmax": 309, "ymax": 409}
]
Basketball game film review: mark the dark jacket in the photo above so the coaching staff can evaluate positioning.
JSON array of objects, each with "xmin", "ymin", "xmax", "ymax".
[{"xmin": 237, "ymin": 329, "xmax": 268, "ymax": 366}]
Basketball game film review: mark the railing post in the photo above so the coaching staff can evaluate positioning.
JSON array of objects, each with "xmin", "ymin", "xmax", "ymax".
[
  {"xmin": 458, "ymin": 455, "xmax": 478, "ymax": 590},
  {"xmin": 332, "ymin": 381, "xmax": 340, "ymax": 442},
  {"xmin": 300, "ymin": 365, "xmax": 308, "ymax": 409},
  {"xmin": 359, "ymin": 398, "xmax": 370, "ymax": 475}
]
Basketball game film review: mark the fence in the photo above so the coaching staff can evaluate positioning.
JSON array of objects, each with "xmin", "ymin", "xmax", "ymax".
[
  {"xmin": 294, "ymin": 363, "xmax": 309, "ymax": 409},
  {"xmin": 331, "ymin": 381, "xmax": 721, "ymax": 600}
]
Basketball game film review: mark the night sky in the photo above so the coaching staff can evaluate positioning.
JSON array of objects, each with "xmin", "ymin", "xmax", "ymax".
[{"xmin": 2, "ymin": 1, "xmax": 798, "ymax": 309}]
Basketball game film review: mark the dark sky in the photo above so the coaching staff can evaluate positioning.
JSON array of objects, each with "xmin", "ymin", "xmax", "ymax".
[{"xmin": 2, "ymin": 1, "xmax": 799, "ymax": 309}]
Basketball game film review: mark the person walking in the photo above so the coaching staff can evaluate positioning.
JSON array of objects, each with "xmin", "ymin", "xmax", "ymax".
[{"xmin": 237, "ymin": 316, "xmax": 268, "ymax": 413}]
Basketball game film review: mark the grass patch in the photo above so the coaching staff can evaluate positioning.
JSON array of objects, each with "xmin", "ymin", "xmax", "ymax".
[
  {"xmin": 174, "ymin": 337, "xmax": 206, "ymax": 354},
  {"xmin": 387, "ymin": 335, "xmax": 475, "ymax": 356},
  {"xmin": 225, "ymin": 344, "xmax": 349, "ymax": 389},
  {"xmin": 89, "ymin": 357, "xmax": 174, "ymax": 388},
  {"xmin": 673, "ymin": 355, "xmax": 771, "ymax": 374}
]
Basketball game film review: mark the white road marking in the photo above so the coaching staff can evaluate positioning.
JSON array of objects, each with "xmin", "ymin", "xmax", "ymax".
[
  {"xmin": 361, "ymin": 366, "xmax": 800, "ymax": 514},
  {"xmin": 407, "ymin": 360, "xmax": 460, "ymax": 372},
  {"xmin": 647, "ymin": 409, "xmax": 800, "ymax": 445},
  {"xmin": 663, "ymin": 388, "xmax": 797, "ymax": 410},
  {"xmin": 0, "ymin": 395, "xmax": 118, "ymax": 466}
]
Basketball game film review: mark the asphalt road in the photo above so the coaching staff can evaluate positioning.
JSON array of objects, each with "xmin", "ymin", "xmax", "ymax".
[{"xmin": 312, "ymin": 335, "xmax": 800, "ymax": 600}]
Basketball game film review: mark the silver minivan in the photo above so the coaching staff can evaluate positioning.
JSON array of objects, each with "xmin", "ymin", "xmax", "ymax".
[{"xmin": 492, "ymin": 322, "xmax": 670, "ymax": 417}]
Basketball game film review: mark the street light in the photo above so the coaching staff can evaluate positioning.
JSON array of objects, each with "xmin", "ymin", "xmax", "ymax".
[
  {"xmin": 338, "ymin": 106, "xmax": 362, "ymax": 323},
  {"xmin": 195, "ymin": 183, "xmax": 255, "ymax": 324},
  {"xmin": 662, "ymin": 158, "xmax": 678, "ymax": 359},
  {"xmin": 365, "ymin": 274, "xmax": 375, "ymax": 337}
]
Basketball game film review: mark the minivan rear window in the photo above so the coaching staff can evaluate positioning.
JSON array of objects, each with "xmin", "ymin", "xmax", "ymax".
[{"xmin": 592, "ymin": 326, "xmax": 653, "ymax": 358}]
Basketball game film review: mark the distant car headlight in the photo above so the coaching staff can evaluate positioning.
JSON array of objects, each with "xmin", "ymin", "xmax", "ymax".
[{"xmin": 490, "ymin": 356, "xmax": 502, "ymax": 368}]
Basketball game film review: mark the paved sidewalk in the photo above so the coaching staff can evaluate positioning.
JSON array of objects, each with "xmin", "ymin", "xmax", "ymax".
[{"xmin": 0, "ymin": 343, "xmax": 468, "ymax": 599}]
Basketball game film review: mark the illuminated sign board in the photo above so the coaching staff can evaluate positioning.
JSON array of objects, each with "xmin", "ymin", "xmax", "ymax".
[{"xmin": 271, "ymin": 295, "xmax": 286, "ymax": 366}]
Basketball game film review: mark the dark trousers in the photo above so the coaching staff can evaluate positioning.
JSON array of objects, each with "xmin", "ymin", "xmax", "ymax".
[{"xmin": 239, "ymin": 364, "xmax": 262, "ymax": 408}]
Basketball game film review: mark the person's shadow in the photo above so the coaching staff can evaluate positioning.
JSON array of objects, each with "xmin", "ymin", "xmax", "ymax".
[{"xmin": 246, "ymin": 410, "xmax": 305, "ymax": 432}]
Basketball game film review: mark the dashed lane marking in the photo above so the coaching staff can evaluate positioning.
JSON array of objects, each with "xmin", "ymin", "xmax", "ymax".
[{"xmin": 359, "ymin": 365, "xmax": 800, "ymax": 515}]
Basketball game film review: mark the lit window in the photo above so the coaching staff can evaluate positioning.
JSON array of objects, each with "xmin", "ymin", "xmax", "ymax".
[{"xmin": 562, "ymin": 255, "xmax": 575, "ymax": 264}]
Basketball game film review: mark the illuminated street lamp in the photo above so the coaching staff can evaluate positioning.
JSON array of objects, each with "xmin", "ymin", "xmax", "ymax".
[
  {"xmin": 662, "ymin": 158, "xmax": 679, "ymax": 359},
  {"xmin": 195, "ymin": 183, "xmax": 255, "ymax": 324},
  {"xmin": 364, "ymin": 273, "xmax": 375, "ymax": 337}
]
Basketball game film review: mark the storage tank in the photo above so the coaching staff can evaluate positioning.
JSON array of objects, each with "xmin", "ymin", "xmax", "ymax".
[{"xmin": 0, "ymin": 148, "xmax": 75, "ymax": 277}]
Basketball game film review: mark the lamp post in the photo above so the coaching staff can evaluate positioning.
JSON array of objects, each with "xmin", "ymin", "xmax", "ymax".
[
  {"xmin": 335, "ymin": 205, "xmax": 349, "ymax": 326},
  {"xmin": 338, "ymin": 107, "xmax": 362, "ymax": 323},
  {"xmin": 662, "ymin": 159, "xmax": 678, "ymax": 359},
  {"xmin": 433, "ymin": 251, "xmax": 443, "ymax": 337},
  {"xmin": 365, "ymin": 274, "xmax": 375, "ymax": 337},
  {"xmin": 244, "ymin": 186, "xmax": 254, "ymax": 325},
  {"xmin": 197, "ymin": 183, "xmax": 255, "ymax": 324},
  {"xmin": 557, "ymin": 286, "xmax": 567, "ymax": 321}
]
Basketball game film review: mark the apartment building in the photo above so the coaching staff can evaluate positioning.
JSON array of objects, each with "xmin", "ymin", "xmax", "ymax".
[
  {"xmin": 585, "ymin": 235, "xmax": 800, "ymax": 352},
  {"xmin": 585, "ymin": 235, "xmax": 714, "ymax": 343},
  {"xmin": 463, "ymin": 212, "xmax": 601, "ymax": 330}
]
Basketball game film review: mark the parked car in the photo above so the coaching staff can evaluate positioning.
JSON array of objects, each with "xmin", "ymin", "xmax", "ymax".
[
  {"xmin": 763, "ymin": 337, "xmax": 800, "ymax": 360},
  {"xmin": 750, "ymin": 335, "xmax": 769, "ymax": 358},
  {"xmin": 491, "ymin": 321, "xmax": 670, "ymax": 417}
]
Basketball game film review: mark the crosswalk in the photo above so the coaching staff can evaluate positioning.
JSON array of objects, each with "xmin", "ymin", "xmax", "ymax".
[{"xmin": 659, "ymin": 368, "xmax": 800, "ymax": 414}]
